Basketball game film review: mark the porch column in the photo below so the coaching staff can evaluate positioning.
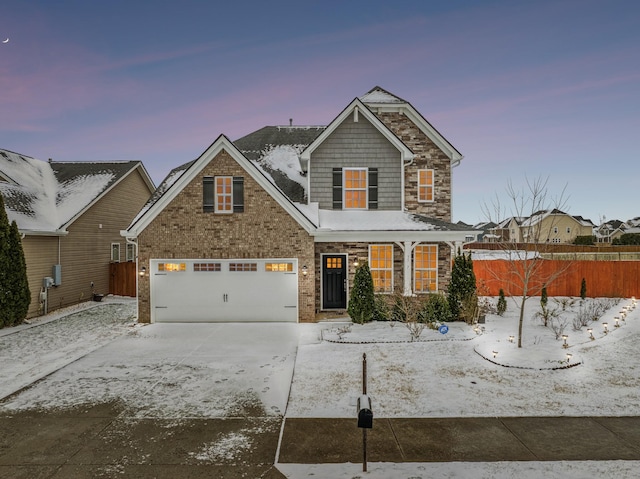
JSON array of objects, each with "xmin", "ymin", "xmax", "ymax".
[{"xmin": 396, "ymin": 241, "xmax": 418, "ymax": 296}]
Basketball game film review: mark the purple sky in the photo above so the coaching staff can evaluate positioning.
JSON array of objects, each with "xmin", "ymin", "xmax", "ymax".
[{"xmin": 2, "ymin": 0, "xmax": 638, "ymax": 224}]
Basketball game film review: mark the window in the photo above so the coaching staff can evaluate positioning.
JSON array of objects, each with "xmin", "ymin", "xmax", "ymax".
[
  {"xmin": 111, "ymin": 243, "xmax": 120, "ymax": 262},
  {"xmin": 126, "ymin": 243, "xmax": 135, "ymax": 262},
  {"xmin": 344, "ymin": 168, "xmax": 367, "ymax": 209},
  {"xmin": 414, "ymin": 245, "xmax": 438, "ymax": 293},
  {"xmin": 418, "ymin": 169, "xmax": 434, "ymax": 202},
  {"xmin": 326, "ymin": 257, "xmax": 342, "ymax": 269},
  {"xmin": 369, "ymin": 245, "xmax": 393, "ymax": 293},
  {"xmin": 158, "ymin": 262, "xmax": 186, "ymax": 272},
  {"xmin": 229, "ymin": 263, "xmax": 257, "ymax": 272},
  {"xmin": 266, "ymin": 262, "xmax": 294, "ymax": 272},
  {"xmin": 194, "ymin": 263, "xmax": 221, "ymax": 272},
  {"xmin": 332, "ymin": 168, "xmax": 377, "ymax": 210},
  {"xmin": 203, "ymin": 176, "xmax": 244, "ymax": 213},
  {"xmin": 215, "ymin": 176, "xmax": 233, "ymax": 213}
]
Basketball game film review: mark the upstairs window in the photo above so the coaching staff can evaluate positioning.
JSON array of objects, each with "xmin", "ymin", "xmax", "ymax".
[
  {"xmin": 111, "ymin": 243, "xmax": 120, "ymax": 262},
  {"xmin": 418, "ymin": 169, "xmax": 434, "ymax": 202},
  {"xmin": 332, "ymin": 168, "xmax": 378, "ymax": 210},
  {"xmin": 203, "ymin": 176, "xmax": 244, "ymax": 213}
]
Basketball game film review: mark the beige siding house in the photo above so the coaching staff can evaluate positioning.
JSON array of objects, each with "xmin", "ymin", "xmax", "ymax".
[
  {"xmin": 520, "ymin": 210, "xmax": 594, "ymax": 244},
  {"xmin": 124, "ymin": 87, "xmax": 479, "ymax": 323},
  {"xmin": 1, "ymin": 150, "xmax": 155, "ymax": 318}
]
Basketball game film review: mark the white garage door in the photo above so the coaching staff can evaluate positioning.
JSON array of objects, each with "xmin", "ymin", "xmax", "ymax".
[{"xmin": 150, "ymin": 259, "xmax": 298, "ymax": 322}]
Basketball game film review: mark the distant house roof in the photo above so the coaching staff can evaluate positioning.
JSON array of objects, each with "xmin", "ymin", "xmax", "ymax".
[{"xmin": 0, "ymin": 148, "xmax": 153, "ymax": 234}]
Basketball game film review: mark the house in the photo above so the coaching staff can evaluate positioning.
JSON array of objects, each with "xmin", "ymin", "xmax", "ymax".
[
  {"xmin": 0, "ymin": 149, "xmax": 155, "ymax": 318},
  {"xmin": 595, "ymin": 219, "xmax": 626, "ymax": 244},
  {"xmin": 518, "ymin": 209, "xmax": 595, "ymax": 244},
  {"xmin": 123, "ymin": 87, "xmax": 479, "ymax": 323},
  {"xmin": 471, "ymin": 221, "xmax": 497, "ymax": 243}
]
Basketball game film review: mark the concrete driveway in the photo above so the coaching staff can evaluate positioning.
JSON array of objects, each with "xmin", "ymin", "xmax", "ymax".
[{"xmin": 0, "ymin": 321, "xmax": 300, "ymax": 478}]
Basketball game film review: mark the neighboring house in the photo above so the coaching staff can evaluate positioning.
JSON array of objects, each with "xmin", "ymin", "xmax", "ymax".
[
  {"xmin": 123, "ymin": 87, "xmax": 479, "ymax": 323},
  {"xmin": 0, "ymin": 149, "xmax": 155, "ymax": 318},
  {"xmin": 487, "ymin": 217, "xmax": 524, "ymax": 243},
  {"xmin": 471, "ymin": 221, "xmax": 497, "ymax": 242},
  {"xmin": 519, "ymin": 209, "xmax": 594, "ymax": 244},
  {"xmin": 595, "ymin": 219, "xmax": 626, "ymax": 244}
]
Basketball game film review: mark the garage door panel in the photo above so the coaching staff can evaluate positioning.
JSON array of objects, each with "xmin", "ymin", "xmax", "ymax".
[{"xmin": 151, "ymin": 259, "xmax": 298, "ymax": 322}]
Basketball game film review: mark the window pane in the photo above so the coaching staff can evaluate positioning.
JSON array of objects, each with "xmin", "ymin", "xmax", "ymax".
[
  {"xmin": 369, "ymin": 245, "xmax": 393, "ymax": 293},
  {"xmin": 414, "ymin": 245, "xmax": 437, "ymax": 293}
]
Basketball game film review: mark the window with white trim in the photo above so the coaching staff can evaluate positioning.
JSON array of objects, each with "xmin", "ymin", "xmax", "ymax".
[
  {"xmin": 204, "ymin": 176, "xmax": 244, "ymax": 213},
  {"xmin": 343, "ymin": 168, "xmax": 368, "ymax": 209},
  {"xmin": 126, "ymin": 243, "xmax": 135, "ymax": 262},
  {"xmin": 418, "ymin": 169, "xmax": 434, "ymax": 202},
  {"xmin": 414, "ymin": 245, "xmax": 438, "ymax": 293},
  {"xmin": 369, "ymin": 245, "xmax": 393, "ymax": 293},
  {"xmin": 111, "ymin": 243, "xmax": 120, "ymax": 262}
]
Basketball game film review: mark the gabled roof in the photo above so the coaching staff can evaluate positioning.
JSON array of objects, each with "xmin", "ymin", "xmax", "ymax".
[
  {"xmin": 123, "ymin": 135, "xmax": 317, "ymax": 237},
  {"xmin": 360, "ymin": 86, "xmax": 464, "ymax": 165},
  {"xmin": 0, "ymin": 149, "xmax": 153, "ymax": 234},
  {"xmin": 299, "ymin": 97, "xmax": 415, "ymax": 164}
]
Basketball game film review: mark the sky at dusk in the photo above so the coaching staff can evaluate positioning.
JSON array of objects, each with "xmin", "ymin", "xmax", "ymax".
[{"xmin": 1, "ymin": 0, "xmax": 638, "ymax": 225}]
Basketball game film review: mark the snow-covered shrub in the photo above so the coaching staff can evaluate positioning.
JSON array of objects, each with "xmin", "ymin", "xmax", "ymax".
[
  {"xmin": 549, "ymin": 317, "xmax": 568, "ymax": 340},
  {"xmin": 535, "ymin": 303, "xmax": 559, "ymax": 327},
  {"xmin": 554, "ymin": 297, "xmax": 576, "ymax": 311}
]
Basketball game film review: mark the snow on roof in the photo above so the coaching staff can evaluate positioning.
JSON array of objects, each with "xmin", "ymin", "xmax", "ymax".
[
  {"xmin": 316, "ymin": 210, "xmax": 461, "ymax": 232},
  {"xmin": 251, "ymin": 144, "xmax": 307, "ymax": 200},
  {"xmin": 0, "ymin": 149, "xmax": 135, "ymax": 233},
  {"xmin": 359, "ymin": 86, "xmax": 406, "ymax": 104}
]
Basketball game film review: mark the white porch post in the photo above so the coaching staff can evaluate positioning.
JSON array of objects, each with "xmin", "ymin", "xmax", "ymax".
[{"xmin": 396, "ymin": 241, "xmax": 418, "ymax": 296}]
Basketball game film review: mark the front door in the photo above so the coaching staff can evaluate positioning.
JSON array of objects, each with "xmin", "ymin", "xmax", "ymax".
[{"xmin": 322, "ymin": 254, "xmax": 347, "ymax": 309}]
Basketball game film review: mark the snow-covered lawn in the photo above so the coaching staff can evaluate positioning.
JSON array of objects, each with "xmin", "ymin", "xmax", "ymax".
[
  {"xmin": 1, "ymin": 295, "xmax": 639, "ymax": 478},
  {"xmin": 288, "ymin": 296, "xmax": 640, "ymax": 418}
]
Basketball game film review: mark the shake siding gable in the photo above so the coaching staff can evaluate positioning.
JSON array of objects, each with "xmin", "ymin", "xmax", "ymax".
[
  {"xmin": 136, "ymin": 150, "xmax": 315, "ymax": 323},
  {"xmin": 310, "ymin": 114, "xmax": 402, "ymax": 210}
]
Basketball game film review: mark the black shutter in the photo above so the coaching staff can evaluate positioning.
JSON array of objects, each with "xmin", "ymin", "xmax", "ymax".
[
  {"xmin": 368, "ymin": 168, "xmax": 378, "ymax": 210},
  {"xmin": 332, "ymin": 168, "xmax": 342, "ymax": 210},
  {"xmin": 233, "ymin": 177, "xmax": 244, "ymax": 213},
  {"xmin": 203, "ymin": 177, "xmax": 214, "ymax": 212}
]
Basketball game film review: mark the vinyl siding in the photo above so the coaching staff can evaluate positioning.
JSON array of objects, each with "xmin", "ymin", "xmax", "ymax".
[
  {"xmin": 22, "ymin": 236, "xmax": 59, "ymax": 318},
  {"xmin": 309, "ymin": 114, "xmax": 402, "ymax": 210},
  {"xmin": 40, "ymin": 168, "xmax": 152, "ymax": 316}
]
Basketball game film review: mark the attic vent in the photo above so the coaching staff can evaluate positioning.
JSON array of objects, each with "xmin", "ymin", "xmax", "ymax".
[{"xmin": 289, "ymin": 118, "xmax": 293, "ymax": 126}]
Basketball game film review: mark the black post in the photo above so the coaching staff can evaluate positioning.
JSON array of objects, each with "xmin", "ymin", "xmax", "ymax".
[{"xmin": 363, "ymin": 353, "xmax": 367, "ymax": 472}]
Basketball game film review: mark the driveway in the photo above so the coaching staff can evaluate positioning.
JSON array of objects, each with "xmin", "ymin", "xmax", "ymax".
[{"xmin": 0, "ymin": 313, "xmax": 300, "ymax": 478}]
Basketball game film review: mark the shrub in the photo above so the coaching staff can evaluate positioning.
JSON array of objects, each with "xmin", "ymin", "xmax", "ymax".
[
  {"xmin": 447, "ymin": 251, "xmax": 476, "ymax": 321},
  {"xmin": 573, "ymin": 235, "xmax": 595, "ymax": 245},
  {"xmin": 540, "ymin": 286, "xmax": 548, "ymax": 308},
  {"xmin": 580, "ymin": 278, "xmax": 587, "ymax": 300},
  {"xmin": 420, "ymin": 294, "xmax": 451, "ymax": 324},
  {"xmin": 347, "ymin": 261, "xmax": 374, "ymax": 324},
  {"xmin": 497, "ymin": 289, "xmax": 507, "ymax": 316},
  {"xmin": 371, "ymin": 294, "xmax": 391, "ymax": 322}
]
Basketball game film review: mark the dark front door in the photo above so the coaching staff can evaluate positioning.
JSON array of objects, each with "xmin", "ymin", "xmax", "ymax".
[{"xmin": 322, "ymin": 254, "xmax": 347, "ymax": 309}]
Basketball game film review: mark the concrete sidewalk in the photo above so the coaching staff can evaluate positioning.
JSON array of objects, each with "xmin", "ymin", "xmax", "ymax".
[{"xmin": 278, "ymin": 416, "xmax": 640, "ymax": 463}]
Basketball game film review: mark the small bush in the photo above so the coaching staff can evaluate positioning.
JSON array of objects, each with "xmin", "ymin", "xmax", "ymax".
[
  {"xmin": 497, "ymin": 289, "xmax": 507, "ymax": 316},
  {"xmin": 371, "ymin": 294, "xmax": 391, "ymax": 322},
  {"xmin": 580, "ymin": 278, "xmax": 587, "ymax": 300},
  {"xmin": 535, "ymin": 303, "xmax": 559, "ymax": 327},
  {"xmin": 540, "ymin": 287, "xmax": 548, "ymax": 308},
  {"xmin": 420, "ymin": 293, "xmax": 451, "ymax": 324}
]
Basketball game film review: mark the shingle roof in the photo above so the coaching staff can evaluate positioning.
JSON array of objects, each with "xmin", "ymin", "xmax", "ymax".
[{"xmin": 0, "ymin": 148, "xmax": 145, "ymax": 233}]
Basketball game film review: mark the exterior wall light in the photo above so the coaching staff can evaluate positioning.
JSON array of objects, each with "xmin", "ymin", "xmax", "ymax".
[
  {"xmin": 302, "ymin": 265, "xmax": 308, "ymax": 276},
  {"xmin": 139, "ymin": 266, "xmax": 146, "ymax": 277},
  {"xmin": 353, "ymin": 258, "xmax": 359, "ymax": 267}
]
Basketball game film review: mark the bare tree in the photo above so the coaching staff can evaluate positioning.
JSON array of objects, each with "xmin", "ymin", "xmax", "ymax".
[{"xmin": 482, "ymin": 176, "xmax": 571, "ymax": 348}]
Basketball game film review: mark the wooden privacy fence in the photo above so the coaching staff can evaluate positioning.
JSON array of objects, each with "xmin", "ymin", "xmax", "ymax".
[
  {"xmin": 474, "ymin": 260, "xmax": 640, "ymax": 298},
  {"xmin": 109, "ymin": 261, "xmax": 137, "ymax": 297}
]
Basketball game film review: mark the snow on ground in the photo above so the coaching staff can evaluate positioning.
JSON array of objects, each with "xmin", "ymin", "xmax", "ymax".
[
  {"xmin": 287, "ymin": 296, "xmax": 640, "ymax": 418},
  {"xmin": 1, "ymin": 295, "xmax": 639, "ymax": 478},
  {"xmin": 0, "ymin": 297, "xmax": 138, "ymax": 400}
]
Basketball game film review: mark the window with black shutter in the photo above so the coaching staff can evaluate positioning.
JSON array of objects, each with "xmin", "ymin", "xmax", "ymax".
[{"xmin": 332, "ymin": 168, "xmax": 342, "ymax": 210}]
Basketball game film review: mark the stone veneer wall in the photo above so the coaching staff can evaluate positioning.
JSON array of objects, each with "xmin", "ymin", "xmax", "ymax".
[
  {"xmin": 375, "ymin": 112, "xmax": 452, "ymax": 222},
  {"xmin": 137, "ymin": 149, "xmax": 316, "ymax": 323},
  {"xmin": 315, "ymin": 242, "xmax": 453, "ymax": 312}
]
